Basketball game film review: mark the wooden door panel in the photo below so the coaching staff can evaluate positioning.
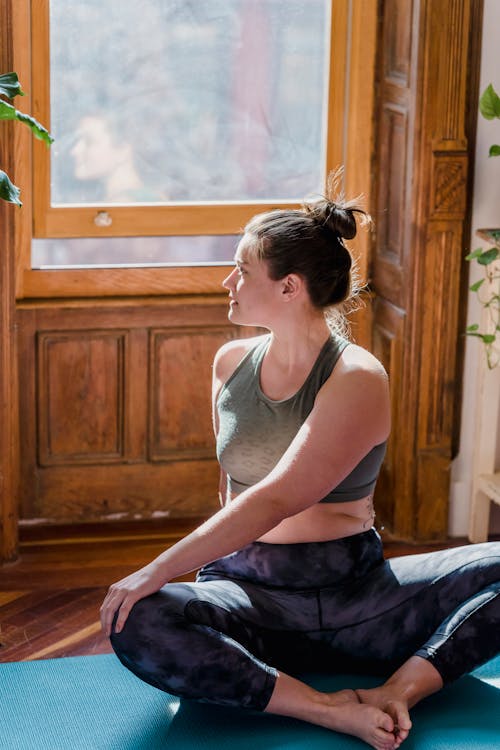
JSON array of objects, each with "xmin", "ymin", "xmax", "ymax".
[
  {"xmin": 150, "ymin": 328, "xmax": 230, "ymax": 461},
  {"xmin": 383, "ymin": 0, "xmax": 412, "ymax": 84},
  {"xmin": 377, "ymin": 105, "xmax": 408, "ymax": 261},
  {"xmin": 36, "ymin": 462, "xmax": 221, "ymax": 522},
  {"xmin": 38, "ymin": 331, "xmax": 126, "ymax": 464}
]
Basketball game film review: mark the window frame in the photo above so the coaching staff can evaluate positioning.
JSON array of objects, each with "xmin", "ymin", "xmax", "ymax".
[{"xmin": 21, "ymin": 0, "xmax": 363, "ymax": 298}]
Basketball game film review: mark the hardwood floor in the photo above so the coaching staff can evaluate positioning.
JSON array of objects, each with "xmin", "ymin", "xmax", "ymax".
[{"xmin": 0, "ymin": 520, "xmax": 482, "ymax": 663}]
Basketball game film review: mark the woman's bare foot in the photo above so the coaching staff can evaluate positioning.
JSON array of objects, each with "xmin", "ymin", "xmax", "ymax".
[
  {"xmin": 265, "ymin": 674, "xmax": 399, "ymax": 750},
  {"xmin": 355, "ymin": 656, "xmax": 444, "ymax": 747},
  {"xmin": 317, "ymin": 695, "xmax": 400, "ymax": 750},
  {"xmin": 355, "ymin": 686, "xmax": 412, "ymax": 747}
]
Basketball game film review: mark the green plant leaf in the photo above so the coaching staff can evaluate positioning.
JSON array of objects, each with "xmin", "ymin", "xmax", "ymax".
[
  {"xmin": 0, "ymin": 99, "xmax": 16, "ymax": 120},
  {"xmin": 0, "ymin": 99, "xmax": 53, "ymax": 145},
  {"xmin": 479, "ymin": 83, "xmax": 500, "ymax": 120},
  {"xmin": 469, "ymin": 279, "xmax": 485, "ymax": 292},
  {"xmin": 481, "ymin": 334, "xmax": 496, "ymax": 344},
  {"xmin": 0, "ymin": 169, "xmax": 22, "ymax": 206},
  {"xmin": 467, "ymin": 324, "xmax": 480, "ymax": 332},
  {"xmin": 465, "ymin": 248, "xmax": 484, "ymax": 261},
  {"xmin": 0, "ymin": 72, "xmax": 24, "ymax": 99},
  {"xmin": 477, "ymin": 247, "xmax": 499, "ymax": 265},
  {"xmin": 490, "ymin": 145, "xmax": 500, "ymax": 157}
]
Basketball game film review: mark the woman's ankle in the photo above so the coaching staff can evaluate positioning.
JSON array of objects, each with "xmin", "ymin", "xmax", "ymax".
[{"xmin": 384, "ymin": 656, "xmax": 443, "ymax": 707}]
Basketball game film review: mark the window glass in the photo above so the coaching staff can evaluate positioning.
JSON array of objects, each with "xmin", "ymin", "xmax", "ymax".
[
  {"xmin": 49, "ymin": 0, "xmax": 330, "ymax": 206},
  {"xmin": 31, "ymin": 235, "xmax": 238, "ymax": 268}
]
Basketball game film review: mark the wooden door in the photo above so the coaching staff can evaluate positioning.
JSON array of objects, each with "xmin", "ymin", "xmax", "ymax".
[{"xmin": 371, "ymin": 0, "xmax": 483, "ymax": 540}]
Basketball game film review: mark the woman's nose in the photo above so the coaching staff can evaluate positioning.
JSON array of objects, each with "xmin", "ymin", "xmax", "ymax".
[{"xmin": 222, "ymin": 267, "xmax": 237, "ymax": 290}]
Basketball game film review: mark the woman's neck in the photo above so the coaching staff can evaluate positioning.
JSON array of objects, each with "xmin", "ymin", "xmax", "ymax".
[{"xmin": 265, "ymin": 316, "xmax": 331, "ymax": 371}]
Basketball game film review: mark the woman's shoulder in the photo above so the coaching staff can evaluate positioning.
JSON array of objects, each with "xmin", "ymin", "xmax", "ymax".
[
  {"xmin": 213, "ymin": 334, "xmax": 268, "ymax": 385},
  {"xmin": 318, "ymin": 341, "xmax": 390, "ymax": 442},
  {"xmin": 339, "ymin": 340, "xmax": 388, "ymax": 379},
  {"xmin": 322, "ymin": 338, "xmax": 389, "ymax": 404}
]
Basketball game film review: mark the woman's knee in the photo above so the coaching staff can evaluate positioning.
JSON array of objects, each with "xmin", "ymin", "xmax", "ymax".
[{"xmin": 110, "ymin": 583, "xmax": 195, "ymax": 656}]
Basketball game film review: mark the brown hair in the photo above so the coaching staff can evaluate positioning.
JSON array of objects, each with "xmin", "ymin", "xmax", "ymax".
[{"xmin": 243, "ymin": 170, "xmax": 370, "ymax": 333}]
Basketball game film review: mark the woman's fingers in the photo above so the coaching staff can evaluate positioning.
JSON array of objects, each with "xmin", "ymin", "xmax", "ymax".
[
  {"xmin": 100, "ymin": 564, "xmax": 165, "ymax": 636},
  {"xmin": 100, "ymin": 586, "xmax": 127, "ymax": 636},
  {"xmin": 113, "ymin": 597, "xmax": 135, "ymax": 634}
]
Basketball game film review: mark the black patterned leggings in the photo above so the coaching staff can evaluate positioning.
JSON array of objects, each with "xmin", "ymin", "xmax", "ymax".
[{"xmin": 110, "ymin": 529, "xmax": 500, "ymax": 711}]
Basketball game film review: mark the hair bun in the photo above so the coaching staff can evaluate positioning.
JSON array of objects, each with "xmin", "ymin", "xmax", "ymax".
[
  {"xmin": 303, "ymin": 168, "xmax": 370, "ymax": 241},
  {"xmin": 323, "ymin": 202, "xmax": 357, "ymax": 240},
  {"xmin": 303, "ymin": 199, "xmax": 357, "ymax": 240}
]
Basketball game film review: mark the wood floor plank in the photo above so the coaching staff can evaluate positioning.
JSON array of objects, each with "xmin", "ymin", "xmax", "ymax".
[
  {"xmin": 23, "ymin": 621, "xmax": 104, "ymax": 661},
  {"xmin": 0, "ymin": 590, "xmax": 28, "ymax": 606},
  {"xmin": 1, "ymin": 592, "xmax": 104, "ymax": 661}
]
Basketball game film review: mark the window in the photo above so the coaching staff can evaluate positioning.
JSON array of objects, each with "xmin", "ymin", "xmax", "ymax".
[{"xmin": 25, "ymin": 0, "xmax": 355, "ymax": 295}]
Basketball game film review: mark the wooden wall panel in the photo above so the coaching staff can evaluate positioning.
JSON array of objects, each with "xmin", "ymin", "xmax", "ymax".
[
  {"xmin": 38, "ymin": 332, "xmax": 127, "ymax": 464},
  {"xmin": 37, "ymin": 463, "xmax": 221, "ymax": 521},
  {"xmin": 18, "ymin": 300, "xmax": 245, "ymax": 524}
]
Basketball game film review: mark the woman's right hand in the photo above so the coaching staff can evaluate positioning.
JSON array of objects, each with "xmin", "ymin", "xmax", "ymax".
[{"xmin": 100, "ymin": 560, "xmax": 168, "ymax": 637}]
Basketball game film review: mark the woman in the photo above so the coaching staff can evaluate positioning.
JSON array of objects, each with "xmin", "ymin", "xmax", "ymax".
[{"xmin": 100, "ymin": 178, "xmax": 500, "ymax": 750}]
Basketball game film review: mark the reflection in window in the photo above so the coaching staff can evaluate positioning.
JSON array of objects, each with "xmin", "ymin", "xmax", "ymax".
[{"xmin": 49, "ymin": 0, "xmax": 330, "ymax": 205}]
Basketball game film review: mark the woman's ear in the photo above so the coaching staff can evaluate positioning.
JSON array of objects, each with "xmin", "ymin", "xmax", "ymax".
[{"xmin": 280, "ymin": 273, "xmax": 303, "ymax": 302}]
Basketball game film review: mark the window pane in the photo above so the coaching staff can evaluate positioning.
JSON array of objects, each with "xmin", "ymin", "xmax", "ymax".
[
  {"xmin": 31, "ymin": 236, "xmax": 238, "ymax": 268},
  {"xmin": 49, "ymin": 0, "xmax": 330, "ymax": 205}
]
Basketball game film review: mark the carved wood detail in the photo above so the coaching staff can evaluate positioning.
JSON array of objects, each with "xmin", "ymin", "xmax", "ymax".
[
  {"xmin": 430, "ymin": 153, "xmax": 467, "ymax": 218},
  {"xmin": 417, "ymin": 224, "xmax": 462, "ymax": 450},
  {"xmin": 422, "ymin": 0, "xmax": 469, "ymax": 147}
]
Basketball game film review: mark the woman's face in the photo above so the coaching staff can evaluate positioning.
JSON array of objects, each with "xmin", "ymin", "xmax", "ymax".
[
  {"xmin": 222, "ymin": 234, "xmax": 282, "ymax": 327},
  {"xmin": 71, "ymin": 116, "xmax": 127, "ymax": 181}
]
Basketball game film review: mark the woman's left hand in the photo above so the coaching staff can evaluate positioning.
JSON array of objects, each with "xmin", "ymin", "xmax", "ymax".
[{"xmin": 100, "ymin": 561, "xmax": 167, "ymax": 636}]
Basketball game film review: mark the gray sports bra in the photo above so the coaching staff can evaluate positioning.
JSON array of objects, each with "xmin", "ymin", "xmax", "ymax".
[{"xmin": 216, "ymin": 335, "xmax": 386, "ymax": 503}]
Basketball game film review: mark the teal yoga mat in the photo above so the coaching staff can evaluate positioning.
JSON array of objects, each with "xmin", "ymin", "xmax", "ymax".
[{"xmin": 1, "ymin": 654, "xmax": 499, "ymax": 750}]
